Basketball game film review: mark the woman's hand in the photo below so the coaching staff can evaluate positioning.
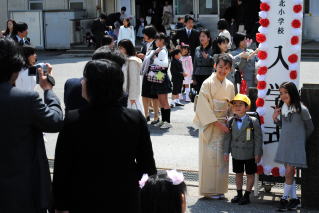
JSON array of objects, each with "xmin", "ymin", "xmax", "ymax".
[
  {"xmin": 239, "ymin": 51, "xmax": 249, "ymax": 59},
  {"xmin": 272, "ymin": 107, "xmax": 281, "ymax": 122},
  {"xmin": 155, "ymin": 47, "xmax": 162, "ymax": 54},
  {"xmin": 136, "ymin": 53, "xmax": 145, "ymax": 59},
  {"xmin": 213, "ymin": 121, "xmax": 230, "ymax": 133},
  {"xmin": 183, "ymin": 72, "xmax": 188, "ymax": 77},
  {"xmin": 202, "ymin": 51, "xmax": 208, "ymax": 59},
  {"xmin": 224, "ymin": 154, "xmax": 229, "ymax": 162},
  {"xmin": 255, "ymin": 155, "xmax": 261, "ymax": 164},
  {"xmin": 130, "ymin": 100, "xmax": 136, "ymax": 105}
]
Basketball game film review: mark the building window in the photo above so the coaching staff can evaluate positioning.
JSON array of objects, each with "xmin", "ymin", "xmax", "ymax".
[
  {"xmin": 69, "ymin": 0, "xmax": 84, "ymax": 10},
  {"xmin": 198, "ymin": 0, "xmax": 218, "ymax": 15},
  {"xmin": 175, "ymin": 0, "xmax": 194, "ymax": 15},
  {"xmin": 29, "ymin": 0, "xmax": 43, "ymax": 10}
]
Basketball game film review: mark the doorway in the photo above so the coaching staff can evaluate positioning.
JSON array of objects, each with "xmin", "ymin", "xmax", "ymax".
[{"xmin": 135, "ymin": 0, "xmax": 173, "ymax": 32}]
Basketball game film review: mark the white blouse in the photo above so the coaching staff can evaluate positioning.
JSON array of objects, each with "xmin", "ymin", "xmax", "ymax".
[
  {"xmin": 15, "ymin": 68, "xmax": 37, "ymax": 91},
  {"xmin": 153, "ymin": 47, "xmax": 169, "ymax": 68},
  {"xmin": 117, "ymin": 25, "xmax": 135, "ymax": 46}
]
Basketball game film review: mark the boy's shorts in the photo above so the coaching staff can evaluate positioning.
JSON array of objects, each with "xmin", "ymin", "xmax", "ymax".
[{"xmin": 232, "ymin": 158, "xmax": 257, "ymax": 175}]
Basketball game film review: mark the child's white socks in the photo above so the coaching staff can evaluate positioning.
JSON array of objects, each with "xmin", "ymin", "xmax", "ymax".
[
  {"xmin": 282, "ymin": 183, "xmax": 292, "ymax": 200},
  {"xmin": 185, "ymin": 88, "xmax": 191, "ymax": 101}
]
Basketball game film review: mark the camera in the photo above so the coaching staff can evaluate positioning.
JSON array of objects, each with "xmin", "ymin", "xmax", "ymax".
[
  {"xmin": 28, "ymin": 63, "xmax": 55, "ymax": 86},
  {"xmin": 28, "ymin": 63, "xmax": 48, "ymax": 84}
]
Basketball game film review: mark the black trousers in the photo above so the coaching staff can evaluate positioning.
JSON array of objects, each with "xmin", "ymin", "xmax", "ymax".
[{"xmin": 193, "ymin": 75, "xmax": 211, "ymax": 94}]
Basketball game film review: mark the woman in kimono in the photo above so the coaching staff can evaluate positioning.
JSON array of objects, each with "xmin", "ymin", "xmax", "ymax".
[{"xmin": 193, "ymin": 53, "xmax": 235, "ymax": 199}]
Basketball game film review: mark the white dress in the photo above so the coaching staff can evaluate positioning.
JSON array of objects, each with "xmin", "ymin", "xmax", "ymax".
[{"xmin": 117, "ymin": 26, "xmax": 136, "ymax": 46}]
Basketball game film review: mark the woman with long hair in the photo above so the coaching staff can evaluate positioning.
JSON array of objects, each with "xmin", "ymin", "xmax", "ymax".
[
  {"xmin": 118, "ymin": 39, "xmax": 143, "ymax": 111},
  {"xmin": 53, "ymin": 59, "xmax": 157, "ymax": 213},
  {"xmin": 2, "ymin": 19, "xmax": 16, "ymax": 38}
]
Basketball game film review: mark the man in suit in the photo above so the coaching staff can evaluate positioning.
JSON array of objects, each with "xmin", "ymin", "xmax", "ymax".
[
  {"xmin": 12, "ymin": 22, "xmax": 31, "ymax": 46},
  {"xmin": 0, "ymin": 39, "xmax": 63, "ymax": 213},
  {"xmin": 64, "ymin": 46, "xmax": 128, "ymax": 111},
  {"xmin": 172, "ymin": 15, "xmax": 200, "ymax": 58},
  {"xmin": 91, "ymin": 14, "xmax": 112, "ymax": 48}
]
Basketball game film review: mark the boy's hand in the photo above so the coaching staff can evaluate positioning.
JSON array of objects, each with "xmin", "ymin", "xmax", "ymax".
[
  {"xmin": 255, "ymin": 155, "xmax": 261, "ymax": 164},
  {"xmin": 224, "ymin": 154, "xmax": 229, "ymax": 162}
]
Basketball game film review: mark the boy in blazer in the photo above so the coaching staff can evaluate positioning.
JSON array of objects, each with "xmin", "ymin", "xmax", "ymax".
[{"xmin": 224, "ymin": 94, "xmax": 263, "ymax": 205}]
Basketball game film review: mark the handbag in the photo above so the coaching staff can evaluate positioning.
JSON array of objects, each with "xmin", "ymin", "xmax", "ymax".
[{"xmin": 146, "ymin": 65, "xmax": 166, "ymax": 83}]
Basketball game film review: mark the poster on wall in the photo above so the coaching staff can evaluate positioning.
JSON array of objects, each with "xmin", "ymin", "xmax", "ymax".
[{"xmin": 255, "ymin": 0, "xmax": 303, "ymax": 176}]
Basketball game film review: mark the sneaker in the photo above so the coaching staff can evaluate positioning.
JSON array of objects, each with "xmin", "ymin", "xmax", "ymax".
[
  {"xmin": 238, "ymin": 196, "xmax": 250, "ymax": 205},
  {"xmin": 208, "ymin": 194, "xmax": 225, "ymax": 200},
  {"xmin": 170, "ymin": 103, "xmax": 176, "ymax": 108},
  {"xmin": 277, "ymin": 199, "xmax": 289, "ymax": 212},
  {"xmin": 160, "ymin": 121, "xmax": 172, "ymax": 129},
  {"xmin": 151, "ymin": 119, "xmax": 160, "ymax": 125},
  {"xmin": 231, "ymin": 195, "xmax": 242, "ymax": 203},
  {"xmin": 287, "ymin": 198, "xmax": 300, "ymax": 210},
  {"xmin": 153, "ymin": 121, "xmax": 164, "ymax": 127},
  {"xmin": 175, "ymin": 102, "xmax": 185, "ymax": 106},
  {"xmin": 185, "ymin": 97, "xmax": 191, "ymax": 102}
]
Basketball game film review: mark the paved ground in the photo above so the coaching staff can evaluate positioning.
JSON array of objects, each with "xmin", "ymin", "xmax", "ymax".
[{"xmin": 37, "ymin": 53, "xmax": 319, "ymax": 213}]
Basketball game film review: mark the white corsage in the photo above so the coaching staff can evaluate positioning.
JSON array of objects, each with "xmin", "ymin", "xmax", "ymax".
[
  {"xmin": 167, "ymin": 170, "xmax": 185, "ymax": 185},
  {"xmin": 139, "ymin": 174, "xmax": 149, "ymax": 189}
]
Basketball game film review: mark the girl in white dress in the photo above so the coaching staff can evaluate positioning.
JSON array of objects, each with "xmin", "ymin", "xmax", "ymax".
[{"xmin": 118, "ymin": 18, "xmax": 135, "ymax": 46}]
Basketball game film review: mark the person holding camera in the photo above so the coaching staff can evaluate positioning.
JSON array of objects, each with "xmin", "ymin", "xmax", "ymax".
[
  {"xmin": 15, "ymin": 45, "xmax": 53, "ymax": 91},
  {"xmin": 0, "ymin": 38, "xmax": 63, "ymax": 213}
]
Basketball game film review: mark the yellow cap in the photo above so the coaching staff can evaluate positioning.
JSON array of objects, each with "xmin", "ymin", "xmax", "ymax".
[{"xmin": 231, "ymin": 94, "xmax": 251, "ymax": 107}]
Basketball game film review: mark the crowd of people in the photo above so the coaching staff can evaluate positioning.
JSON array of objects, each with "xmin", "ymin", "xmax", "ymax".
[{"xmin": 0, "ymin": 10, "xmax": 315, "ymax": 213}]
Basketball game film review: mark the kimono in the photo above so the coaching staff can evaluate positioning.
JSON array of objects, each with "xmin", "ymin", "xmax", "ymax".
[{"xmin": 193, "ymin": 73, "xmax": 235, "ymax": 196}]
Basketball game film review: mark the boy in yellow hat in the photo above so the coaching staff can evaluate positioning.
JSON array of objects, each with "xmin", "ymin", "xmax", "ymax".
[{"xmin": 224, "ymin": 94, "xmax": 263, "ymax": 205}]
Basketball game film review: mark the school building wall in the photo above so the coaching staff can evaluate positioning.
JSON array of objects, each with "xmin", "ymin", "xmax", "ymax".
[{"xmin": 0, "ymin": 0, "xmax": 98, "ymax": 31}]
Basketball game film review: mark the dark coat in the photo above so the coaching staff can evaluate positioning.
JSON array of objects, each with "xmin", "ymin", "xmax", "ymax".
[
  {"xmin": 12, "ymin": 35, "xmax": 31, "ymax": 46},
  {"xmin": 0, "ymin": 83, "xmax": 63, "ymax": 213},
  {"xmin": 172, "ymin": 28, "xmax": 200, "ymax": 58},
  {"xmin": 53, "ymin": 105, "xmax": 157, "ymax": 213},
  {"xmin": 170, "ymin": 58, "xmax": 184, "ymax": 81}
]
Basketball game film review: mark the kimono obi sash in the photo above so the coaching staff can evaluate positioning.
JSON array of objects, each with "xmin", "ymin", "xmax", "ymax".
[{"xmin": 212, "ymin": 99, "xmax": 229, "ymax": 121}]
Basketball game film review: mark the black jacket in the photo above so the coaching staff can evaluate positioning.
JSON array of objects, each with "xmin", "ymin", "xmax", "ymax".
[
  {"xmin": 12, "ymin": 35, "xmax": 31, "ymax": 46},
  {"xmin": 53, "ymin": 105, "xmax": 157, "ymax": 213},
  {"xmin": 0, "ymin": 83, "xmax": 63, "ymax": 213},
  {"xmin": 172, "ymin": 28, "xmax": 200, "ymax": 57},
  {"xmin": 170, "ymin": 58, "xmax": 184, "ymax": 81}
]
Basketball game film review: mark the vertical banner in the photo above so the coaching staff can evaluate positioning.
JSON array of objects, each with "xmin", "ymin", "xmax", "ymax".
[{"xmin": 255, "ymin": 0, "xmax": 303, "ymax": 176}]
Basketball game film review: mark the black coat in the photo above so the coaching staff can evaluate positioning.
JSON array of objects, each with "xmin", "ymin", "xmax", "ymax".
[
  {"xmin": 170, "ymin": 58, "xmax": 184, "ymax": 81},
  {"xmin": 53, "ymin": 105, "xmax": 157, "ymax": 213},
  {"xmin": 172, "ymin": 28, "xmax": 200, "ymax": 58},
  {"xmin": 0, "ymin": 83, "xmax": 63, "ymax": 213},
  {"xmin": 12, "ymin": 35, "xmax": 31, "ymax": 46}
]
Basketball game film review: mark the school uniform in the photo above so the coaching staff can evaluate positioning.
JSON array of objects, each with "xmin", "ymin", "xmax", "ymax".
[
  {"xmin": 274, "ymin": 104, "xmax": 314, "ymax": 168},
  {"xmin": 224, "ymin": 114, "xmax": 263, "ymax": 174},
  {"xmin": 170, "ymin": 58, "xmax": 184, "ymax": 95}
]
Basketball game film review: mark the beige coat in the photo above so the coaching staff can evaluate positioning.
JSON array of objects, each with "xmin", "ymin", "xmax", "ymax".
[
  {"xmin": 193, "ymin": 73, "xmax": 235, "ymax": 196},
  {"xmin": 123, "ymin": 56, "xmax": 143, "ymax": 101}
]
